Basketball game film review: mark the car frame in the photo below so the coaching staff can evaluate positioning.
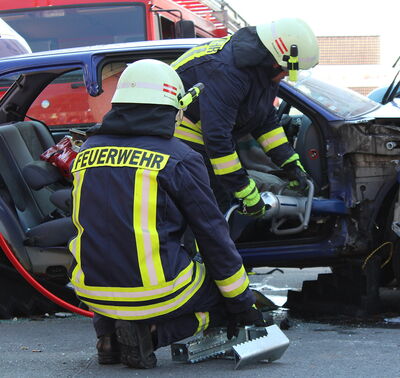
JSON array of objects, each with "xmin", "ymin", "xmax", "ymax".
[{"xmin": 1, "ymin": 38, "xmax": 400, "ymax": 317}]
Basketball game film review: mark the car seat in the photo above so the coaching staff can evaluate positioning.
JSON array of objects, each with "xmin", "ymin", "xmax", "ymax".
[{"xmin": 0, "ymin": 121, "xmax": 74, "ymax": 247}]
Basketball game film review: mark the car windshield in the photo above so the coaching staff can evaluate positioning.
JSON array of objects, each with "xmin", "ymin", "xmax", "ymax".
[
  {"xmin": 284, "ymin": 71, "xmax": 381, "ymax": 119},
  {"xmin": 0, "ymin": 4, "xmax": 146, "ymax": 52}
]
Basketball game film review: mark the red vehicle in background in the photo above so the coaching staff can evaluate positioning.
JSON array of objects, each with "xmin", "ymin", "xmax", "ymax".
[{"xmin": 0, "ymin": 0, "xmax": 247, "ymax": 128}]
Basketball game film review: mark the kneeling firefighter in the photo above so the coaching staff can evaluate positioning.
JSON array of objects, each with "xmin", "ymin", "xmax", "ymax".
[
  {"xmin": 172, "ymin": 17, "xmax": 320, "ymax": 216},
  {"xmin": 68, "ymin": 59, "xmax": 264, "ymax": 369}
]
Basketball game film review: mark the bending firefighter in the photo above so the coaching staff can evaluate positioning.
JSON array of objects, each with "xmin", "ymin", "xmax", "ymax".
[
  {"xmin": 172, "ymin": 17, "xmax": 320, "ymax": 215},
  {"xmin": 68, "ymin": 59, "xmax": 263, "ymax": 369}
]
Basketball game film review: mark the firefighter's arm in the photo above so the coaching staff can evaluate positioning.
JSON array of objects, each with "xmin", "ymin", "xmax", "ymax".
[
  {"xmin": 251, "ymin": 107, "xmax": 311, "ymax": 192},
  {"xmin": 198, "ymin": 67, "xmax": 249, "ymax": 193},
  {"xmin": 171, "ymin": 151, "xmax": 255, "ymax": 313}
]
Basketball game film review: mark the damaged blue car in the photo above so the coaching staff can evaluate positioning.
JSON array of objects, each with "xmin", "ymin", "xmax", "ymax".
[{"xmin": 0, "ymin": 39, "xmax": 400, "ymax": 317}]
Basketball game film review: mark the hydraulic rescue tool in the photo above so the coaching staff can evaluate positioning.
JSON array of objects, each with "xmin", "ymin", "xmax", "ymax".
[
  {"xmin": 226, "ymin": 179, "xmax": 348, "ymax": 235},
  {"xmin": 171, "ymin": 324, "xmax": 289, "ymax": 369}
]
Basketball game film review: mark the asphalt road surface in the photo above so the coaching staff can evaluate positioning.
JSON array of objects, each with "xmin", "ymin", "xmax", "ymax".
[{"xmin": 2, "ymin": 268, "xmax": 400, "ymax": 378}]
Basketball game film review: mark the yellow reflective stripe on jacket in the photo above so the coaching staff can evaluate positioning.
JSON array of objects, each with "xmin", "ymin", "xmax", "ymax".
[
  {"xmin": 71, "ymin": 146, "xmax": 170, "ymax": 172},
  {"xmin": 174, "ymin": 126, "xmax": 204, "ymax": 145},
  {"xmin": 215, "ymin": 265, "xmax": 249, "ymax": 298},
  {"xmin": 182, "ymin": 116, "xmax": 202, "ymax": 133},
  {"xmin": 171, "ymin": 36, "xmax": 231, "ymax": 70},
  {"xmin": 83, "ymin": 262, "xmax": 206, "ymax": 320},
  {"xmin": 72, "ymin": 261, "xmax": 194, "ymax": 301},
  {"xmin": 195, "ymin": 312, "xmax": 210, "ymax": 334},
  {"xmin": 210, "ymin": 151, "xmax": 243, "ymax": 175},
  {"xmin": 257, "ymin": 127, "xmax": 288, "ymax": 153},
  {"xmin": 69, "ymin": 169, "xmax": 86, "ymax": 285},
  {"xmin": 134, "ymin": 169, "xmax": 165, "ymax": 286},
  {"xmin": 174, "ymin": 117, "xmax": 204, "ymax": 144}
]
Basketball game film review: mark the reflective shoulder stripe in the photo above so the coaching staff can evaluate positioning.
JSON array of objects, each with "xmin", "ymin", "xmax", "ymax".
[
  {"xmin": 171, "ymin": 45, "xmax": 208, "ymax": 70},
  {"xmin": 195, "ymin": 312, "xmax": 210, "ymax": 334},
  {"xmin": 171, "ymin": 36, "xmax": 231, "ymax": 70},
  {"xmin": 72, "ymin": 261, "xmax": 194, "ymax": 301},
  {"xmin": 256, "ymin": 127, "xmax": 288, "ymax": 153},
  {"xmin": 134, "ymin": 169, "xmax": 165, "ymax": 286},
  {"xmin": 210, "ymin": 151, "xmax": 243, "ymax": 175},
  {"xmin": 215, "ymin": 265, "xmax": 249, "ymax": 298},
  {"xmin": 69, "ymin": 169, "xmax": 86, "ymax": 285},
  {"xmin": 71, "ymin": 147, "xmax": 170, "ymax": 172},
  {"xmin": 80, "ymin": 262, "xmax": 206, "ymax": 320},
  {"xmin": 174, "ymin": 125, "xmax": 204, "ymax": 145}
]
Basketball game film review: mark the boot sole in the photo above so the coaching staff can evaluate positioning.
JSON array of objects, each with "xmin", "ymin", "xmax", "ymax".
[
  {"xmin": 98, "ymin": 352, "xmax": 120, "ymax": 365},
  {"xmin": 115, "ymin": 320, "xmax": 156, "ymax": 369}
]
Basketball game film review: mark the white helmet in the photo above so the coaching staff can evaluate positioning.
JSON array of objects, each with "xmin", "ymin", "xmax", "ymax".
[
  {"xmin": 111, "ymin": 59, "xmax": 185, "ymax": 109},
  {"xmin": 256, "ymin": 18, "xmax": 319, "ymax": 70}
]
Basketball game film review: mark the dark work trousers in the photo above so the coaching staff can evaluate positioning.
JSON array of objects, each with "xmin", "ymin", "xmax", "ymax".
[{"xmin": 93, "ymin": 267, "xmax": 228, "ymax": 349}]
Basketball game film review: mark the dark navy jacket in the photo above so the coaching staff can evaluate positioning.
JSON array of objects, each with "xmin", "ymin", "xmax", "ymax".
[
  {"xmin": 68, "ymin": 104, "xmax": 254, "ymax": 320},
  {"xmin": 172, "ymin": 27, "xmax": 297, "ymax": 192}
]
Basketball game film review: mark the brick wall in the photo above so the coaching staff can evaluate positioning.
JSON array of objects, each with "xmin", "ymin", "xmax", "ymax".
[
  {"xmin": 348, "ymin": 87, "xmax": 377, "ymax": 96},
  {"xmin": 317, "ymin": 36, "xmax": 380, "ymax": 65},
  {"xmin": 316, "ymin": 36, "xmax": 380, "ymax": 95}
]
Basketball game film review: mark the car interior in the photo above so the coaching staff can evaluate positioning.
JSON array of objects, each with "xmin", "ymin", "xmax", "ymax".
[{"xmin": 0, "ymin": 59, "xmax": 333, "ymax": 257}]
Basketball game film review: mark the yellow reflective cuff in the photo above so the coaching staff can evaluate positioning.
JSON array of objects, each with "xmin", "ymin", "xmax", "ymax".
[
  {"xmin": 297, "ymin": 160, "xmax": 305, "ymax": 172},
  {"xmin": 215, "ymin": 265, "xmax": 249, "ymax": 299},
  {"xmin": 210, "ymin": 152, "xmax": 242, "ymax": 175},
  {"xmin": 234, "ymin": 178, "xmax": 255, "ymax": 199},
  {"xmin": 281, "ymin": 153, "xmax": 300, "ymax": 167},
  {"xmin": 71, "ymin": 147, "xmax": 170, "ymax": 172},
  {"xmin": 195, "ymin": 312, "xmax": 210, "ymax": 334},
  {"xmin": 266, "ymin": 137, "xmax": 287, "ymax": 152},
  {"xmin": 242, "ymin": 185, "xmax": 260, "ymax": 206},
  {"xmin": 257, "ymin": 127, "xmax": 288, "ymax": 153}
]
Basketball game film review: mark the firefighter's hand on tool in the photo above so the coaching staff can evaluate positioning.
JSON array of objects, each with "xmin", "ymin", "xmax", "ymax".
[
  {"xmin": 284, "ymin": 160, "xmax": 311, "ymax": 193},
  {"xmin": 234, "ymin": 178, "xmax": 265, "ymax": 217},
  {"xmin": 226, "ymin": 306, "xmax": 265, "ymax": 340}
]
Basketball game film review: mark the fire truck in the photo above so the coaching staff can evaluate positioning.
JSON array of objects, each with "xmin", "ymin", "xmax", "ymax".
[
  {"xmin": 0, "ymin": 0, "xmax": 247, "ymax": 49},
  {"xmin": 0, "ymin": 0, "xmax": 248, "ymax": 126}
]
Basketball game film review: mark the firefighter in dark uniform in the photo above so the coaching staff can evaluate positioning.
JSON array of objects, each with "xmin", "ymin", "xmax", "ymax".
[
  {"xmin": 68, "ymin": 59, "xmax": 263, "ymax": 369},
  {"xmin": 171, "ymin": 17, "xmax": 320, "ymax": 216}
]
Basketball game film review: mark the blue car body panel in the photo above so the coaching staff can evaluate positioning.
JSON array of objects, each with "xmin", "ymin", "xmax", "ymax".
[{"xmin": 0, "ymin": 39, "xmax": 400, "ymax": 269}]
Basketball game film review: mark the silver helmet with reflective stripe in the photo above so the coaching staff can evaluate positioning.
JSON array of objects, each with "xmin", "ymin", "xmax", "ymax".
[
  {"xmin": 112, "ymin": 59, "xmax": 185, "ymax": 109},
  {"xmin": 256, "ymin": 18, "xmax": 319, "ymax": 70}
]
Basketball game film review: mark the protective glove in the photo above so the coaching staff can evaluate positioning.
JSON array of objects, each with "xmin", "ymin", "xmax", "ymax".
[
  {"xmin": 283, "ymin": 160, "xmax": 311, "ymax": 193},
  {"xmin": 234, "ymin": 178, "xmax": 265, "ymax": 217},
  {"xmin": 226, "ymin": 305, "xmax": 266, "ymax": 340}
]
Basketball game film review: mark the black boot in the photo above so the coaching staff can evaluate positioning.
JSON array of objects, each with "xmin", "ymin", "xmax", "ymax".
[
  {"xmin": 96, "ymin": 334, "xmax": 120, "ymax": 364},
  {"xmin": 115, "ymin": 320, "xmax": 157, "ymax": 369}
]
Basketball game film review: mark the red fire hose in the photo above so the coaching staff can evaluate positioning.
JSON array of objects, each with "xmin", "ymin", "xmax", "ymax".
[{"xmin": 0, "ymin": 232, "xmax": 93, "ymax": 318}]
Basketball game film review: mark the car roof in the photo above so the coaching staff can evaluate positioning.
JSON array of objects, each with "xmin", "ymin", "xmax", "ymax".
[
  {"xmin": 0, "ymin": 38, "xmax": 208, "ymax": 95},
  {"xmin": 0, "ymin": 38, "xmax": 206, "ymax": 64}
]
